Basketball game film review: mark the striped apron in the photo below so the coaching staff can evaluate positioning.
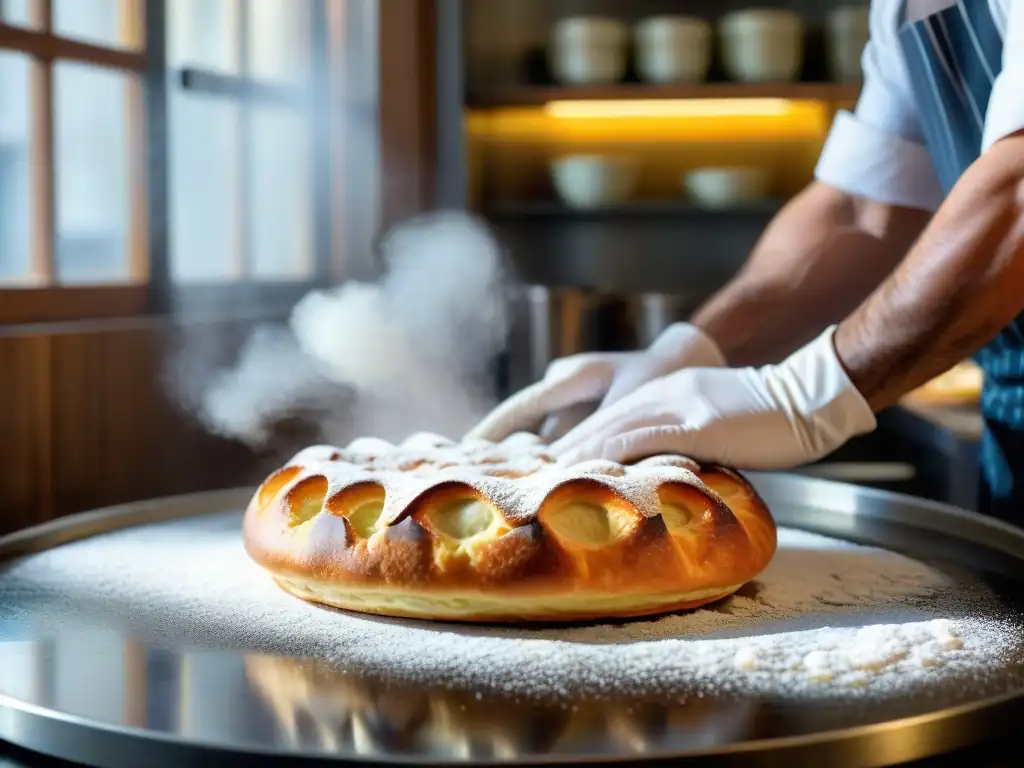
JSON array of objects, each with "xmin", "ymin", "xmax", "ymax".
[{"xmin": 898, "ymin": 0, "xmax": 1024, "ymax": 523}]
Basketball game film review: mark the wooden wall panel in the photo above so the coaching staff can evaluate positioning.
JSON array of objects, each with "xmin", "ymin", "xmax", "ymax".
[
  {"xmin": 48, "ymin": 331, "xmax": 105, "ymax": 516},
  {"xmin": 0, "ymin": 317, "xmax": 290, "ymax": 535},
  {"xmin": 0, "ymin": 335, "xmax": 52, "ymax": 531}
]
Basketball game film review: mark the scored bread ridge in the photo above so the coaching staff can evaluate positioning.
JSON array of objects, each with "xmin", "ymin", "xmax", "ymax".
[{"xmin": 242, "ymin": 431, "xmax": 778, "ymax": 622}]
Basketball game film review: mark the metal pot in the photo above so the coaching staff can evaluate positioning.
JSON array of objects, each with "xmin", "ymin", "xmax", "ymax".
[
  {"xmin": 502, "ymin": 286, "xmax": 698, "ymax": 394},
  {"xmin": 635, "ymin": 291, "xmax": 693, "ymax": 348},
  {"xmin": 500, "ymin": 285, "xmax": 636, "ymax": 392},
  {"xmin": 526, "ymin": 285, "xmax": 638, "ymax": 372}
]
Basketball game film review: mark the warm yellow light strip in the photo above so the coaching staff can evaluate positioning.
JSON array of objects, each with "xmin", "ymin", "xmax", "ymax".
[{"xmin": 543, "ymin": 98, "xmax": 799, "ymax": 119}]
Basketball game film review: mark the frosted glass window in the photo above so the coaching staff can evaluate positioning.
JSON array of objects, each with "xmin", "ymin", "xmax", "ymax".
[
  {"xmin": 167, "ymin": 0, "xmax": 241, "ymax": 73},
  {"xmin": 0, "ymin": 0, "xmax": 36, "ymax": 28},
  {"xmin": 0, "ymin": 52, "xmax": 32, "ymax": 283},
  {"xmin": 169, "ymin": 92, "xmax": 240, "ymax": 281},
  {"xmin": 54, "ymin": 0, "xmax": 142, "ymax": 49},
  {"xmin": 54, "ymin": 62, "xmax": 131, "ymax": 284},
  {"xmin": 248, "ymin": 105, "xmax": 314, "ymax": 279}
]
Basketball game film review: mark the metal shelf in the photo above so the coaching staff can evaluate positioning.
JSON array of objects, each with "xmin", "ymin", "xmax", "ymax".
[{"xmin": 467, "ymin": 82, "xmax": 862, "ymax": 108}]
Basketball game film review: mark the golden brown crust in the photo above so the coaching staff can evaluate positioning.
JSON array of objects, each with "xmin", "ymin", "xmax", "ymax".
[{"xmin": 242, "ymin": 433, "xmax": 777, "ymax": 623}]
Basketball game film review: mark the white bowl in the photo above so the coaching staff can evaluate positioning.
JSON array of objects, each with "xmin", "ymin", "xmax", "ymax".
[
  {"xmin": 718, "ymin": 9, "xmax": 804, "ymax": 83},
  {"xmin": 826, "ymin": 5, "xmax": 869, "ymax": 82},
  {"xmin": 549, "ymin": 16, "xmax": 628, "ymax": 85},
  {"xmin": 683, "ymin": 167, "xmax": 772, "ymax": 208},
  {"xmin": 551, "ymin": 155, "xmax": 638, "ymax": 209},
  {"xmin": 634, "ymin": 16, "xmax": 713, "ymax": 84}
]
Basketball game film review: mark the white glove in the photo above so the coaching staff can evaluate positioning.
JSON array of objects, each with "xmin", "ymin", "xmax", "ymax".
[
  {"xmin": 600, "ymin": 322, "xmax": 725, "ymax": 407},
  {"xmin": 464, "ymin": 352, "xmax": 634, "ymax": 442},
  {"xmin": 550, "ymin": 326, "xmax": 877, "ymax": 469},
  {"xmin": 464, "ymin": 323, "xmax": 725, "ymax": 443}
]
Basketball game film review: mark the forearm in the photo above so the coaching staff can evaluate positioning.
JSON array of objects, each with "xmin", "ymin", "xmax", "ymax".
[
  {"xmin": 691, "ymin": 182, "xmax": 930, "ymax": 367},
  {"xmin": 837, "ymin": 135, "xmax": 1024, "ymax": 410}
]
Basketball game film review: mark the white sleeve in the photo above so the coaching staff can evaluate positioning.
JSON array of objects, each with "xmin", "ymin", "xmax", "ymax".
[
  {"xmin": 814, "ymin": 0, "xmax": 945, "ymax": 211},
  {"xmin": 982, "ymin": 1, "xmax": 1024, "ymax": 152}
]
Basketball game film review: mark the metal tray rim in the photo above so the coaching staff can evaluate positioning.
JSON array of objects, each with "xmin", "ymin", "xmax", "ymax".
[
  {"xmin": 749, "ymin": 470, "xmax": 1024, "ymax": 560},
  {"xmin": 1, "ymin": 475, "xmax": 1023, "ymax": 767},
  {"xmin": 1, "ymin": 683, "xmax": 1022, "ymax": 767}
]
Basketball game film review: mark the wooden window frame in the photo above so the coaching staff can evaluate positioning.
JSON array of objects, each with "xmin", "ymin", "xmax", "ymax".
[
  {"xmin": 169, "ymin": 0, "xmax": 333, "ymax": 318},
  {"xmin": 0, "ymin": 0, "xmax": 152, "ymax": 324},
  {"xmin": 378, "ymin": 0, "xmax": 437, "ymax": 232},
  {"xmin": 0, "ymin": 0, "xmax": 338, "ymax": 325},
  {"xmin": 0, "ymin": 0, "xmax": 440, "ymax": 326}
]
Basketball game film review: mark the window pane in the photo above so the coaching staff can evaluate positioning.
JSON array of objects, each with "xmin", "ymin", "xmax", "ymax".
[
  {"xmin": 329, "ymin": 0, "xmax": 381, "ymax": 274},
  {"xmin": 168, "ymin": 0, "xmax": 241, "ymax": 74},
  {"xmin": 248, "ymin": 105, "xmax": 313, "ymax": 279},
  {"xmin": 169, "ymin": 92, "xmax": 239, "ymax": 281},
  {"xmin": 248, "ymin": 0, "xmax": 311, "ymax": 85},
  {"xmin": 53, "ymin": 0, "xmax": 142, "ymax": 49},
  {"xmin": 0, "ymin": 52, "xmax": 32, "ymax": 284},
  {"xmin": 54, "ymin": 63, "xmax": 131, "ymax": 284},
  {"xmin": 1, "ymin": 0, "xmax": 36, "ymax": 27}
]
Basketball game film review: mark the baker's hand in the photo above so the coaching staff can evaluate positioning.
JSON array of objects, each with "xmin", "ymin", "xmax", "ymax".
[
  {"xmin": 600, "ymin": 322, "xmax": 725, "ymax": 407},
  {"xmin": 464, "ymin": 323, "xmax": 725, "ymax": 443},
  {"xmin": 464, "ymin": 352, "xmax": 633, "ymax": 443},
  {"xmin": 550, "ymin": 326, "xmax": 877, "ymax": 469}
]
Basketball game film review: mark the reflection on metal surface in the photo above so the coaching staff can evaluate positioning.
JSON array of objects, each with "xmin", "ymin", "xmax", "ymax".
[
  {"xmin": 53, "ymin": 626, "xmax": 129, "ymax": 727},
  {"xmin": 179, "ymin": 654, "xmax": 255, "ymax": 741},
  {"xmin": 124, "ymin": 639, "xmax": 148, "ymax": 729},
  {"xmin": 242, "ymin": 655, "xmax": 759, "ymax": 760},
  {"xmin": 0, "ymin": 641, "xmax": 39, "ymax": 703},
  {"xmin": 795, "ymin": 462, "xmax": 917, "ymax": 483},
  {"xmin": 0, "ymin": 477, "xmax": 1022, "ymax": 766}
]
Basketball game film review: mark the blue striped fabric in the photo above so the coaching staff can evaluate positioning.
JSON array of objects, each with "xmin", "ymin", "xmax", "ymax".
[
  {"xmin": 899, "ymin": 2, "xmax": 1002, "ymax": 191},
  {"xmin": 898, "ymin": 0, "xmax": 1024, "ymax": 519}
]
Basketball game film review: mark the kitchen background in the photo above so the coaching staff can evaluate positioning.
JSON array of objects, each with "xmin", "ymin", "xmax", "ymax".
[{"xmin": 0, "ymin": 0, "xmax": 982, "ymax": 537}]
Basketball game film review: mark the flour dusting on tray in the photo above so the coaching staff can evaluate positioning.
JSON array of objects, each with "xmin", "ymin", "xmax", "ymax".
[{"xmin": 1, "ymin": 513, "xmax": 1021, "ymax": 703}]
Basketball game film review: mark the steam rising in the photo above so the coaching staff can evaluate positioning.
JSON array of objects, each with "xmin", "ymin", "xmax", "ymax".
[{"xmin": 183, "ymin": 212, "xmax": 510, "ymax": 449}]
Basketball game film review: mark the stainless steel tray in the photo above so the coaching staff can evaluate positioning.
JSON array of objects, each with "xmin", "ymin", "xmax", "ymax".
[{"xmin": 1, "ymin": 474, "xmax": 1024, "ymax": 768}]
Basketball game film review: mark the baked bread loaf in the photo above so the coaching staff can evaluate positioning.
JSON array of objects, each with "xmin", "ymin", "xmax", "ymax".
[{"xmin": 242, "ymin": 432, "xmax": 777, "ymax": 623}]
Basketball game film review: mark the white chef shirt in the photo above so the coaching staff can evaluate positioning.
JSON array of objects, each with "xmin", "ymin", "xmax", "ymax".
[{"xmin": 814, "ymin": 0, "xmax": 1024, "ymax": 211}]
